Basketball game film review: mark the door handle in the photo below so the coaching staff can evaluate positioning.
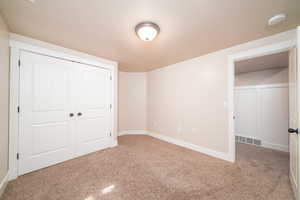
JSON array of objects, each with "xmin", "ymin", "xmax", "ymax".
[
  {"xmin": 77, "ymin": 112, "xmax": 82, "ymax": 116},
  {"xmin": 69, "ymin": 113, "xmax": 74, "ymax": 117},
  {"xmin": 288, "ymin": 128, "xmax": 298, "ymax": 134}
]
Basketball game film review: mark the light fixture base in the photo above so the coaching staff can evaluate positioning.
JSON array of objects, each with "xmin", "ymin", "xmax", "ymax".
[{"xmin": 135, "ymin": 22, "xmax": 160, "ymax": 41}]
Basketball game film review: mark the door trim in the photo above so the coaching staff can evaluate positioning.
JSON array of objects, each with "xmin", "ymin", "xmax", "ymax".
[
  {"xmin": 228, "ymin": 39, "xmax": 296, "ymax": 162},
  {"xmin": 9, "ymin": 35, "xmax": 118, "ymax": 180},
  {"xmin": 297, "ymin": 25, "xmax": 300, "ymax": 200},
  {"xmin": 228, "ymin": 38, "xmax": 297, "ymax": 196}
]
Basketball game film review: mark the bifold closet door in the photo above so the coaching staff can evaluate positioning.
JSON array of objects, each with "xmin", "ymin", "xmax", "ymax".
[
  {"xmin": 19, "ymin": 51, "xmax": 74, "ymax": 175},
  {"xmin": 19, "ymin": 51, "xmax": 112, "ymax": 175},
  {"xmin": 73, "ymin": 62, "xmax": 111, "ymax": 157}
]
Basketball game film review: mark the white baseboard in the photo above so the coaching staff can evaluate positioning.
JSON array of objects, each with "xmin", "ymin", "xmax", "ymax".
[
  {"xmin": 148, "ymin": 132, "xmax": 232, "ymax": 162},
  {"xmin": 262, "ymin": 141, "xmax": 289, "ymax": 152},
  {"xmin": 8, "ymin": 167, "xmax": 17, "ymax": 181},
  {"xmin": 118, "ymin": 130, "xmax": 149, "ymax": 136},
  {"xmin": 111, "ymin": 139, "xmax": 118, "ymax": 147},
  {"xmin": 118, "ymin": 130, "xmax": 232, "ymax": 162},
  {"xmin": 0, "ymin": 170, "xmax": 9, "ymax": 197},
  {"xmin": 235, "ymin": 134, "xmax": 289, "ymax": 152},
  {"xmin": 119, "ymin": 130, "xmax": 232, "ymax": 162}
]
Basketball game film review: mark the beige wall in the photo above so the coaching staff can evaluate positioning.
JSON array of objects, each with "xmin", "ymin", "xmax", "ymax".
[
  {"xmin": 235, "ymin": 67, "xmax": 288, "ymax": 86},
  {"xmin": 147, "ymin": 29, "xmax": 296, "ymax": 154},
  {"xmin": 118, "ymin": 72, "xmax": 147, "ymax": 131},
  {"xmin": 0, "ymin": 13, "xmax": 9, "ymax": 195}
]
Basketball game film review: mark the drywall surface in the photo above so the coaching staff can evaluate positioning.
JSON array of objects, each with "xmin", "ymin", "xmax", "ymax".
[
  {"xmin": 147, "ymin": 29, "xmax": 296, "ymax": 155},
  {"xmin": 118, "ymin": 72, "xmax": 147, "ymax": 131}
]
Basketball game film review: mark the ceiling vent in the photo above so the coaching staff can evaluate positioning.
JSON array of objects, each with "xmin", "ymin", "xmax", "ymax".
[{"xmin": 268, "ymin": 14, "xmax": 287, "ymax": 26}]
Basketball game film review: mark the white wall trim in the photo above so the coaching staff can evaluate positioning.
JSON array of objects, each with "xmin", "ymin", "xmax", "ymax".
[
  {"xmin": 118, "ymin": 130, "xmax": 149, "ymax": 136},
  {"xmin": 9, "ymin": 47, "xmax": 19, "ymax": 181},
  {"xmin": 111, "ymin": 140, "xmax": 118, "ymax": 147},
  {"xmin": 236, "ymin": 134, "xmax": 289, "ymax": 152},
  {"xmin": 9, "ymin": 40, "xmax": 115, "ymax": 70},
  {"xmin": 9, "ymin": 33, "xmax": 117, "ymax": 68},
  {"xmin": 227, "ymin": 39, "xmax": 296, "ymax": 164},
  {"xmin": 0, "ymin": 170, "xmax": 9, "ymax": 197},
  {"xmin": 8, "ymin": 35, "xmax": 118, "ymax": 180},
  {"xmin": 262, "ymin": 141, "xmax": 289, "ymax": 153},
  {"xmin": 118, "ymin": 130, "xmax": 232, "ymax": 162},
  {"xmin": 148, "ymin": 132, "xmax": 232, "ymax": 162},
  {"xmin": 235, "ymin": 83, "xmax": 288, "ymax": 90},
  {"xmin": 297, "ymin": 25, "xmax": 300, "ymax": 200}
]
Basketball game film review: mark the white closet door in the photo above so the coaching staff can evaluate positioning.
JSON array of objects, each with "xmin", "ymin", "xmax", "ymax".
[
  {"xmin": 19, "ymin": 51, "xmax": 74, "ymax": 175},
  {"xmin": 74, "ymin": 62, "xmax": 111, "ymax": 157},
  {"xmin": 19, "ymin": 51, "xmax": 112, "ymax": 175}
]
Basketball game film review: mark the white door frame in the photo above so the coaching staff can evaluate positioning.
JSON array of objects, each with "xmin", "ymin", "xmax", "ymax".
[
  {"xmin": 8, "ymin": 38, "xmax": 119, "ymax": 180},
  {"xmin": 297, "ymin": 25, "xmax": 300, "ymax": 200},
  {"xmin": 228, "ymin": 37, "xmax": 298, "ymax": 196}
]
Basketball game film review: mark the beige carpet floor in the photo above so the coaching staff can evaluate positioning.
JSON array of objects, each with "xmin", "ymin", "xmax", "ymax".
[{"xmin": 1, "ymin": 135, "xmax": 294, "ymax": 200}]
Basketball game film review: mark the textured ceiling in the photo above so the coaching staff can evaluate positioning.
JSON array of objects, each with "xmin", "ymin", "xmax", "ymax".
[
  {"xmin": 235, "ymin": 51, "xmax": 289, "ymax": 74},
  {"xmin": 0, "ymin": 0, "xmax": 299, "ymax": 72}
]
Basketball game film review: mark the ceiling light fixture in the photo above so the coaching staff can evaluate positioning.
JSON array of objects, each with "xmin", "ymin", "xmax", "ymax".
[
  {"xmin": 268, "ymin": 14, "xmax": 287, "ymax": 26},
  {"xmin": 135, "ymin": 22, "xmax": 160, "ymax": 41}
]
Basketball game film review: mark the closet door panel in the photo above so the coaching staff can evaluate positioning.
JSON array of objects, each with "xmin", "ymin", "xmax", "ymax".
[
  {"xmin": 19, "ymin": 51, "xmax": 113, "ymax": 175},
  {"xmin": 19, "ymin": 51, "xmax": 73, "ymax": 175},
  {"xmin": 74, "ymin": 63, "xmax": 111, "ymax": 157}
]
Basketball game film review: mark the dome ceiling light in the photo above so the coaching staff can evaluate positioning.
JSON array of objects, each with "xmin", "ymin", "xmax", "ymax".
[{"xmin": 135, "ymin": 22, "xmax": 160, "ymax": 41}]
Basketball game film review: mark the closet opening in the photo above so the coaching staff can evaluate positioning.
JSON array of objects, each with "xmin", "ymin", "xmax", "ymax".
[{"xmin": 233, "ymin": 50, "xmax": 296, "ymax": 197}]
